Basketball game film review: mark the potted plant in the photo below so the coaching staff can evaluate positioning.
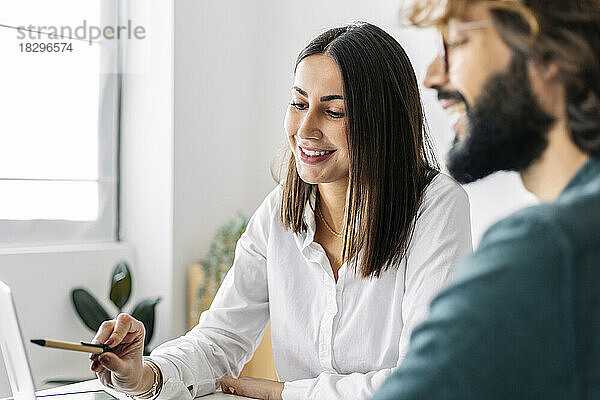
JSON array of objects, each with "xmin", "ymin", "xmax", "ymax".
[
  {"xmin": 71, "ymin": 261, "xmax": 161, "ymax": 355},
  {"xmin": 188, "ymin": 214, "xmax": 248, "ymax": 328}
]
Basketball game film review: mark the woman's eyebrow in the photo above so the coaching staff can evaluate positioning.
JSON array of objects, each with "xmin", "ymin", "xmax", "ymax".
[
  {"xmin": 320, "ymin": 94, "xmax": 344, "ymax": 102},
  {"xmin": 292, "ymin": 87, "xmax": 344, "ymax": 102},
  {"xmin": 292, "ymin": 86, "xmax": 308, "ymax": 96}
]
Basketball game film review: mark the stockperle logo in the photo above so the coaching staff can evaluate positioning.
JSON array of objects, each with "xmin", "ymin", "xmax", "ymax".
[{"xmin": 13, "ymin": 19, "xmax": 146, "ymax": 44}]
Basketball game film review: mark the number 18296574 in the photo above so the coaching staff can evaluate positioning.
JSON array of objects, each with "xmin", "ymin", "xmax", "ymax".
[{"xmin": 19, "ymin": 42, "xmax": 74, "ymax": 53}]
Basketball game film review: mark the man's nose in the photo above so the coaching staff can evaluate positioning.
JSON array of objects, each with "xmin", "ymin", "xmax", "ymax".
[{"xmin": 424, "ymin": 54, "xmax": 449, "ymax": 90}]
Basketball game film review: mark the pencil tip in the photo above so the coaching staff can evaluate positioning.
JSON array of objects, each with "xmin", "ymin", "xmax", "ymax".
[{"xmin": 30, "ymin": 339, "xmax": 45, "ymax": 346}]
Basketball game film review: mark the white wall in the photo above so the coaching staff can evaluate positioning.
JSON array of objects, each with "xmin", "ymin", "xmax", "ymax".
[
  {"xmin": 119, "ymin": 0, "xmax": 174, "ymax": 346},
  {"xmin": 171, "ymin": 0, "xmax": 269, "ymax": 338}
]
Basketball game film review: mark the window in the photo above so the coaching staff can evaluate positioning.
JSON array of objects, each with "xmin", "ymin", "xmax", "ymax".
[{"xmin": 0, "ymin": 0, "xmax": 119, "ymax": 247}]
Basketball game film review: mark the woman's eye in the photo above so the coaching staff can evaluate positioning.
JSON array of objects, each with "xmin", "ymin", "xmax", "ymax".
[
  {"xmin": 290, "ymin": 102, "xmax": 307, "ymax": 110},
  {"xmin": 327, "ymin": 110, "xmax": 345, "ymax": 119}
]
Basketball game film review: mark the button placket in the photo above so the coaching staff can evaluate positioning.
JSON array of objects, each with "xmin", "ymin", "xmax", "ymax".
[
  {"xmin": 317, "ymin": 278, "xmax": 338, "ymax": 371},
  {"xmin": 329, "ymin": 264, "xmax": 346, "ymax": 372},
  {"xmin": 309, "ymin": 237, "xmax": 341, "ymax": 371}
]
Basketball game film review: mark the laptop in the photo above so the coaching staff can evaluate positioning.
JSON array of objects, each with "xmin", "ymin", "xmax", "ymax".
[{"xmin": 0, "ymin": 280, "xmax": 115, "ymax": 400}]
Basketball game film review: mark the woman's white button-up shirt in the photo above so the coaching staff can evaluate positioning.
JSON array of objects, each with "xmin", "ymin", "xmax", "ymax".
[{"xmin": 149, "ymin": 173, "xmax": 472, "ymax": 399}]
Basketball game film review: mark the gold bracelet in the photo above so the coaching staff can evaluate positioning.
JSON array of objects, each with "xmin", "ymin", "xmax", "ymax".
[{"xmin": 125, "ymin": 359, "xmax": 162, "ymax": 400}]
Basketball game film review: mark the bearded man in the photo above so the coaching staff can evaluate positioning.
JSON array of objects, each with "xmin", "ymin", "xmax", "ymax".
[{"xmin": 373, "ymin": 1, "xmax": 600, "ymax": 398}]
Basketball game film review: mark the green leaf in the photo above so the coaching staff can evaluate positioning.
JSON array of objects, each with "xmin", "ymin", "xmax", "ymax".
[
  {"xmin": 110, "ymin": 261, "xmax": 132, "ymax": 311},
  {"xmin": 71, "ymin": 288, "xmax": 111, "ymax": 331},
  {"xmin": 131, "ymin": 297, "xmax": 161, "ymax": 347}
]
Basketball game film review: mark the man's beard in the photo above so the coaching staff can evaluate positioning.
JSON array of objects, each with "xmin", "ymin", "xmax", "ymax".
[{"xmin": 447, "ymin": 55, "xmax": 555, "ymax": 184}]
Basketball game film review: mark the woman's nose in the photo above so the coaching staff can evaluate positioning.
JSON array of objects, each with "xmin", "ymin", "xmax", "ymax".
[{"xmin": 297, "ymin": 111, "xmax": 322, "ymax": 140}]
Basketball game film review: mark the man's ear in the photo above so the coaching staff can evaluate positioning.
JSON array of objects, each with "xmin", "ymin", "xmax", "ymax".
[
  {"xmin": 536, "ymin": 61, "xmax": 561, "ymax": 82},
  {"xmin": 527, "ymin": 59, "xmax": 565, "ymax": 116}
]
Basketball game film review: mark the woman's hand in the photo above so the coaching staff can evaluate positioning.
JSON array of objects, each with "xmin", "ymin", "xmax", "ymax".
[
  {"xmin": 221, "ymin": 376, "xmax": 284, "ymax": 400},
  {"xmin": 89, "ymin": 313, "xmax": 150, "ymax": 395}
]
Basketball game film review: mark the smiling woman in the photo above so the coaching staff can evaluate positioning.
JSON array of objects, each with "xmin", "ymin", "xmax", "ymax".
[
  {"xmin": 282, "ymin": 23, "xmax": 442, "ymax": 280},
  {"xmin": 88, "ymin": 22, "xmax": 472, "ymax": 400}
]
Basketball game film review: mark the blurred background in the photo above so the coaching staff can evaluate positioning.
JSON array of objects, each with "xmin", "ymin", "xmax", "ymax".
[{"xmin": 0, "ymin": 0, "xmax": 535, "ymax": 396}]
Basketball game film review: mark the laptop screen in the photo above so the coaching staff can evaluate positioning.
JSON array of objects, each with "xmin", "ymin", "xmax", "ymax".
[{"xmin": 0, "ymin": 280, "xmax": 37, "ymax": 400}]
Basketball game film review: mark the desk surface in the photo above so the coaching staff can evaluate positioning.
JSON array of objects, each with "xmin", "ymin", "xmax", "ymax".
[{"xmin": 3, "ymin": 379, "xmax": 252, "ymax": 399}]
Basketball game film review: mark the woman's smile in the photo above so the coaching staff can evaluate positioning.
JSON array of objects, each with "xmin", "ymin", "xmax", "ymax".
[{"xmin": 298, "ymin": 145, "xmax": 337, "ymax": 165}]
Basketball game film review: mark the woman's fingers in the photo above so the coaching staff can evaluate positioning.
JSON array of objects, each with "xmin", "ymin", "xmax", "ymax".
[
  {"xmin": 220, "ymin": 376, "xmax": 284, "ymax": 399},
  {"xmin": 221, "ymin": 376, "xmax": 237, "ymax": 395},
  {"xmin": 91, "ymin": 313, "xmax": 144, "ymax": 355},
  {"xmin": 90, "ymin": 359, "xmax": 102, "ymax": 372},
  {"xmin": 96, "ymin": 368, "xmax": 113, "ymax": 389},
  {"xmin": 89, "ymin": 314, "xmax": 145, "ymax": 375},
  {"xmin": 88, "ymin": 314, "xmax": 147, "ymax": 395},
  {"xmin": 96, "ymin": 352, "xmax": 127, "ymax": 374},
  {"xmin": 104, "ymin": 313, "xmax": 145, "ymax": 348},
  {"xmin": 92, "ymin": 320, "xmax": 115, "ymax": 346}
]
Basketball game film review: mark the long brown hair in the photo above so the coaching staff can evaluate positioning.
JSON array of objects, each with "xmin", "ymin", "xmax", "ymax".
[
  {"xmin": 406, "ymin": 0, "xmax": 600, "ymax": 156},
  {"xmin": 280, "ymin": 22, "xmax": 438, "ymax": 279}
]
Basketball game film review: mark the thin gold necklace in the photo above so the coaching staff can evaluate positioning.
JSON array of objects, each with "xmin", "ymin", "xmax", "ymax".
[{"xmin": 317, "ymin": 202, "xmax": 344, "ymax": 238}]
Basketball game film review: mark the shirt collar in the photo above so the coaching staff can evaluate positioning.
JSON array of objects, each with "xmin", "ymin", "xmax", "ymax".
[{"xmin": 559, "ymin": 157, "xmax": 600, "ymax": 200}]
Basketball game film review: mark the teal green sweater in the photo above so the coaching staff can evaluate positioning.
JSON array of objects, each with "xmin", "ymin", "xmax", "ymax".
[{"xmin": 373, "ymin": 158, "xmax": 600, "ymax": 399}]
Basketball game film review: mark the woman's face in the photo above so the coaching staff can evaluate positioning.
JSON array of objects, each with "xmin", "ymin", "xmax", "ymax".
[{"xmin": 284, "ymin": 54, "xmax": 350, "ymax": 185}]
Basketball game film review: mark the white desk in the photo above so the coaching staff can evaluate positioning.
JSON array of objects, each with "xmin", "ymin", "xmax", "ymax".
[{"xmin": 3, "ymin": 379, "xmax": 253, "ymax": 399}]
